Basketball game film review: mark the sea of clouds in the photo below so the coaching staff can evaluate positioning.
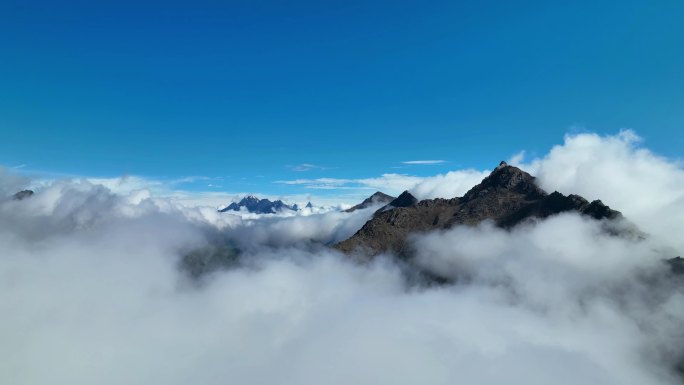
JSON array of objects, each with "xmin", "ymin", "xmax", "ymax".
[{"xmin": 1, "ymin": 131, "xmax": 683, "ymax": 385}]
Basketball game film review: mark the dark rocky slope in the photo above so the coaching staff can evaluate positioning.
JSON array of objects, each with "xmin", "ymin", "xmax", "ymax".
[{"xmin": 336, "ymin": 162, "xmax": 621, "ymax": 256}]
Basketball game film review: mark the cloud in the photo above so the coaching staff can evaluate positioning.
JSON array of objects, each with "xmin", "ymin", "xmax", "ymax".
[
  {"xmin": 276, "ymin": 177, "xmax": 353, "ymax": 187},
  {"xmin": 275, "ymin": 174, "xmax": 424, "ymax": 195},
  {"xmin": 409, "ymin": 214, "xmax": 682, "ymax": 385},
  {"xmin": 409, "ymin": 169, "xmax": 489, "ymax": 199},
  {"xmin": 0, "ymin": 166, "xmax": 30, "ymax": 198},
  {"xmin": 288, "ymin": 164, "xmax": 327, "ymax": 172},
  {"xmin": 401, "ymin": 160, "xmax": 447, "ymax": 165},
  {"xmin": 512, "ymin": 129, "xmax": 684, "ymax": 251},
  {"xmin": 16, "ymin": 172, "xmax": 349, "ymax": 211},
  {"xmin": 275, "ymin": 170, "xmax": 488, "ymax": 200},
  {"xmin": 2, "ymin": 130, "xmax": 684, "ymax": 385}
]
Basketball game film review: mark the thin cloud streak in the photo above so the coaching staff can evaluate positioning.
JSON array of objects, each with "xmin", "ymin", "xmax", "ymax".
[
  {"xmin": 402, "ymin": 160, "xmax": 447, "ymax": 165},
  {"xmin": 275, "ymin": 174, "xmax": 424, "ymax": 195},
  {"xmin": 288, "ymin": 163, "xmax": 328, "ymax": 172},
  {"xmin": 275, "ymin": 169, "xmax": 487, "ymax": 200}
]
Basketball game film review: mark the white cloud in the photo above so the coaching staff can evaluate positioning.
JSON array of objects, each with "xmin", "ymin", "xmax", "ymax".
[
  {"xmin": 2, "ymin": 130, "xmax": 684, "ymax": 385},
  {"xmin": 275, "ymin": 170, "xmax": 488, "ymax": 200},
  {"xmin": 0, "ymin": 166, "xmax": 30, "ymax": 198},
  {"xmin": 409, "ymin": 214, "xmax": 681, "ymax": 385},
  {"xmin": 288, "ymin": 164, "xmax": 327, "ymax": 172},
  {"xmin": 402, "ymin": 160, "xmax": 447, "ymax": 165},
  {"xmin": 409, "ymin": 169, "xmax": 490, "ymax": 199},
  {"xmin": 512, "ymin": 130, "xmax": 684, "ymax": 251},
  {"xmin": 276, "ymin": 174, "xmax": 424, "ymax": 196},
  {"xmin": 276, "ymin": 177, "xmax": 353, "ymax": 187}
]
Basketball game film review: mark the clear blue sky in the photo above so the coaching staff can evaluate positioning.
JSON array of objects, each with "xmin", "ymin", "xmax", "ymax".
[{"xmin": 1, "ymin": 0, "xmax": 683, "ymax": 195}]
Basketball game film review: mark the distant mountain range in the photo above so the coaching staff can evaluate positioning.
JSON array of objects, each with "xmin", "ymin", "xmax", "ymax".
[
  {"xmin": 219, "ymin": 195, "xmax": 297, "ymax": 214},
  {"xmin": 336, "ymin": 162, "xmax": 623, "ymax": 256}
]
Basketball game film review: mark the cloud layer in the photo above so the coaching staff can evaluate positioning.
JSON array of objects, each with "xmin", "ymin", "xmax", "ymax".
[{"xmin": 1, "ymin": 131, "xmax": 684, "ymax": 385}]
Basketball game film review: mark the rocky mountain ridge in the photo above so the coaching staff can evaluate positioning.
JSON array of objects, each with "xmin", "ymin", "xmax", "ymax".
[{"xmin": 336, "ymin": 162, "xmax": 622, "ymax": 256}]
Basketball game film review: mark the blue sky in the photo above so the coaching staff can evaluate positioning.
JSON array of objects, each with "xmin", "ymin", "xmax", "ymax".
[{"xmin": 1, "ymin": 0, "xmax": 683, "ymax": 198}]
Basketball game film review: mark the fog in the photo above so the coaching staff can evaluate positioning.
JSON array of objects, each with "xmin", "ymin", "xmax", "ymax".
[{"xmin": 1, "ymin": 131, "xmax": 683, "ymax": 385}]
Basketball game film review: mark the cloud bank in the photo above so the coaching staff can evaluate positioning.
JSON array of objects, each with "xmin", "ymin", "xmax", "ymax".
[
  {"xmin": 513, "ymin": 130, "xmax": 684, "ymax": 251},
  {"xmin": 1, "ymin": 131, "xmax": 684, "ymax": 385}
]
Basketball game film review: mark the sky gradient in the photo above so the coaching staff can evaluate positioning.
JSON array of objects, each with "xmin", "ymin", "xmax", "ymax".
[{"xmin": 1, "ymin": 0, "xmax": 682, "ymax": 198}]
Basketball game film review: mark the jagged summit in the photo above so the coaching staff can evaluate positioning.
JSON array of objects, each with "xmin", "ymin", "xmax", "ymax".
[
  {"xmin": 219, "ymin": 196, "xmax": 296, "ymax": 214},
  {"xmin": 344, "ymin": 191, "xmax": 395, "ymax": 212},
  {"xmin": 305, "ymin": 201, "xmax": 314, "ymax": 209},
  {"xmin": 390, "ymin": 191, "xmax": 418, "ymax": 208},
  {"xmin": 463, "ymin": 162, "xmax": 546, "ymax": 201},
  {"xmin": 374, "ymin": 191, "xmax": 418, "ymax": 214},
  {"xmin": 371, "ymin": 191, "xmax": 392, "ymax": 199},
  {"xmin": 336, "ymin": 162, "xmax": 622, "ymax": 256}
]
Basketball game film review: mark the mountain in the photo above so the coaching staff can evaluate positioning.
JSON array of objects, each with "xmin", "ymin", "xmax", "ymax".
[
  {"xmin": 336, "ymin": 161, "xmax": 622, "ymax": 256},
  {"xmin": 375, "ymin": 190, "xmax": 418, "ymax": 214},
  {"xmin": 344, "ymin": 191, "xmax": 396, "ymax": 212},
  {"xmin": 305, "ymin": 201, "xmax": 314, "ymax": 209},
  {"xmin": 219, "ymin": 195, "xmax": 297, "ymax": 214},
  {"xmin": 12, "ymin": 190, "xmax": 34, "ymax": 200}
]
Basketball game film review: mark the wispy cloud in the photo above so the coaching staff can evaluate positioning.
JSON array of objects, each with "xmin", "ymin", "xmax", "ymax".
[
  {"xmin": 276, "ymin": 174, "xmax": 424, "ymax": 194},
  {"xmin": 276, "ymin": 168, "xmax": 489, "ymax": 199},
  {"xmin": 402, "ymin": 160, "xmax": 446, "ymax": 165},
  {"xmin": 288, "ymin": 163, "xmax": 328, "ymax": 172},
  {"xmin": 276, "ymin": 177, "xmax": 354, "ymax": 190},
  {"xmin": 83, "ymin": 175, "xmax": 225, "ymax": 194}
]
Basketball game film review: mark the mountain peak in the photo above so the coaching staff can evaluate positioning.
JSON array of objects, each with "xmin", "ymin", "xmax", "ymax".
[
  {"xmin": 463, "ymin": 162, "xmax": 546, "ymax": 201},
  {"xmin": 391, "ymin": 191, "xmax": 418, "ymax": 207},
  {"xmin": 336, "ymin": 163, "xmax": 624, "ymax": 256},
  {"xmin": 344, "ymin": 191, "xmax": 396, "ymax": 213},
  {"xmin": 373, "ymin": 190, "xmax": 418, "ymax": 215}
]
